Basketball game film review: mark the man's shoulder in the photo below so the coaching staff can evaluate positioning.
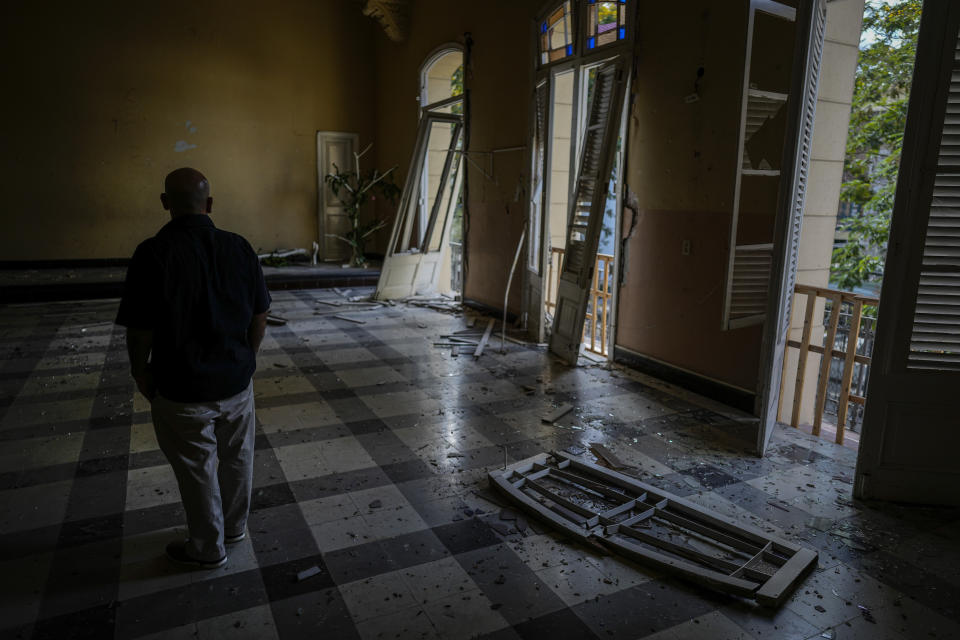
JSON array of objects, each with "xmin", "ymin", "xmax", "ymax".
[
  {"xmin": 214, "ymin": 228, "xmax": 256, "ymax": 254},
  {"xmin": 130, "ymin": 236, "xmax": 159, "ymax": 261}
]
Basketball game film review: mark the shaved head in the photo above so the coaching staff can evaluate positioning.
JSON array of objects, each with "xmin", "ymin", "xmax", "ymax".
[{"xmin": 162, "ymin": 168, "xmax": 211, "ymax": 215}]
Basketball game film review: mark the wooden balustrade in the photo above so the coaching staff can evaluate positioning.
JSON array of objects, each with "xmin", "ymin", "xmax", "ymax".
[
  {"xmin": 782, "ymin": 283, "xmax": 879, "ymax": 444},
  {"xmin": 544, "ymin": 247, "xmax": 614, "ymax": 356},
  {"xmin": 584, "ymin": 254, "xmax": 614, "ymax": 356}
]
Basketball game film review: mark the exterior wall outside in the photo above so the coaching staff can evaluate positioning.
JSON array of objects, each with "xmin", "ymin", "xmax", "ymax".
[
  {"xmin": 778, "ymin": 0, "xmax": 865, "ymax": 426},
  {"xmin": 0, "ymin": 0, "xmax": 378, "ymax": 261}
]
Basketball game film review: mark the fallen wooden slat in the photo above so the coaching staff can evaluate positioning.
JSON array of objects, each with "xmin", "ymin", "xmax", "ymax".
[
  {"xmin": 542, "ymin": 403, "xmax": 574, "ymax": 424},
  {"xmin": 333, "ymin": 314, "xmax": 365, "ymax": 324},
  {"xmin": 589, "ymin": 443, "xmax": 628, "ymax": 470},
  {"xmin": 266, "ymin": 314, "xmax": 287, "ymax": 326},
  {"xmin": 474, "ymin": 319, "xmax": 495, "ymax": 358},
  {"xmin": 315, "ymin": 300, "xmax": 342, "ymax": 307}
]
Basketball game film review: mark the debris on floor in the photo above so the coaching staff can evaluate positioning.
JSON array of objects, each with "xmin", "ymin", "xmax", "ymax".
[
  {"xmin": 295, "ymin": 566, "xmax": 322, "ymax": 582},
  {"xmin": 542, "ymin": 403, "xmax": 574, "ymax": 424},
  {"xmin": 490, "ymin": 452, "xmax": 819, "ymax": 607}
]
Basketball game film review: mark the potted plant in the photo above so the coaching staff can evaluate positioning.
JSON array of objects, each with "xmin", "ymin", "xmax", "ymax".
[{"xmin": 324, "ymin": 145, "xmax": 401, "ymax": 268}]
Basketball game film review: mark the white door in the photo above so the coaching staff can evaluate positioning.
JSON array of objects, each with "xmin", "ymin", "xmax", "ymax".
[
  {"xmin": 854, "ymin": 1, "xmax": 960, "ymax": 505},
  {"xmin": 317, "ymin": 132, "xmax": 358, "ymax": 262},
  {"xmin": 549, "ymin": 61, "xmax": 627, "ymax": 365},
  {"xmin": 376, "ymin": 110, "xmax": 464, "ymax": 300},
  {"xmin": 754, "ymin": 0, "xmax": 827, "ymax": 456}
]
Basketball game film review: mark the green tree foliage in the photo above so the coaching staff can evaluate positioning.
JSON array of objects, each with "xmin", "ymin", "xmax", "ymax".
[{"xmin": 831, "ymin": 0, "xmax": 921, "ymax": 290}]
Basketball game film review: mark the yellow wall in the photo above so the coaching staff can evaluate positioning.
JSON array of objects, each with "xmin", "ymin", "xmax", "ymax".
[
  {"xmin": 371, "ymin": 0, "xmax": 540, "ymax": 311},
  {"xmin": 615, "ymin": 1, "xmax": 765, "ymax": 392},
  {"xmin": 0, "ymin": 0, "xmax": 377, "ymax": 260}
]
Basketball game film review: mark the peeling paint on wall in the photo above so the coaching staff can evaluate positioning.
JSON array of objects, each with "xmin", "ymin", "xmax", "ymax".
[{"xmin": 174, "ymin": 140, "xmax": 197, "ymax": 152}]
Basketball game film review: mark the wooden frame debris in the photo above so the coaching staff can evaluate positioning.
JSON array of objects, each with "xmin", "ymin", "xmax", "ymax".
[
  {"xmin": 589, "ymin": 443, "xmax": 628, "ymax": 470},
  {"xmin": 541, "ymin": 403, "xmax": 573, "ymax": 424},
  {"xmin": 473, "ymin": 318, "xmax": 495, "ymax": 358},
  {"xmin": 489, "ymin": 452, "xmax": 817, "ymax": 607}
]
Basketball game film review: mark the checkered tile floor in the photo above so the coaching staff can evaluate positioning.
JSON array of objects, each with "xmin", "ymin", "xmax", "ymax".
[{"xmin": 1, "ymin": 288, "xmax": 959, "ymax": 640}]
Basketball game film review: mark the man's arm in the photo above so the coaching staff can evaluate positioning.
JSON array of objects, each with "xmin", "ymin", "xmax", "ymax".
[
  {"xmin": 248, "ymin": 312, "xmax": 268, "ymax": 354},
  {"xmin": 126, "ymin": 328, "xmax": 155, "ymax": 400}
]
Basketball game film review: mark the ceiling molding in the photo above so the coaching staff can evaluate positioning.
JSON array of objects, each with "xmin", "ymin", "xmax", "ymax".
[{"xmin": 363, "ymin": 0, "xmax": 410, "ymax": 43}]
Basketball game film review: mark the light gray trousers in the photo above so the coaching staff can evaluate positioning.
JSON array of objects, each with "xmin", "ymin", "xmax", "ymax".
[{"xmin": 151, "ymin": 381, "xmax": 256, "ymax": 562}]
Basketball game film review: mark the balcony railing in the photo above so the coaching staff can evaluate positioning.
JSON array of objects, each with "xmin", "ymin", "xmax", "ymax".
[
  {"xmin": 781, "ymin": 283, "xmax": 879, "ymax": 445},
  {"xmin": 545, "ymin": 247, "xmax": 614, "ymax": 356}
]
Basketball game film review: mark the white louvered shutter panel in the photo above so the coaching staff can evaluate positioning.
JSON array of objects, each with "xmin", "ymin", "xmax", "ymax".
[
  {"xmin": 781, "ymin": 0, "xmax": 826, "ymax": 336},
  {"xmin": 724, "ymin": 0, "xmax": 824, "ymax": 331},
  {"xmin": 563, "ymin": 63, "xmax": 616, "ymax": 283},
  {"xmin": 530, "ymin": 82, "xmax": 549, "ymax": 272},
  {"xmin": 908, "ymin": 36, "xmax": 960, "ymax": 370}
]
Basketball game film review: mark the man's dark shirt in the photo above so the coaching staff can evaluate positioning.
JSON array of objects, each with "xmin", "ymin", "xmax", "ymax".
[{"xmin": 116, "ymin": 214, "xmax": 271, "ymax": 402}]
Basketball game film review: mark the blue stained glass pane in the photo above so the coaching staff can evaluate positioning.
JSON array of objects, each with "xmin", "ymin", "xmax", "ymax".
[
  {"xmin": 566, "ymin": 44, "xmax": 573, "ymax": 56},
  {"xmin": 541, "ymin": 22, "xmax": 548, "ymax": 33},
  {"xmin": 588, "ymin": 0, "xmax": 596, "ymax": 3},
  {"xmin": 619, "ymin": 26, "xmax": 626, "ymax": 39},
  {"xmin": 588, "ymin": 37, "xmax": 596, "ymax": 49}
]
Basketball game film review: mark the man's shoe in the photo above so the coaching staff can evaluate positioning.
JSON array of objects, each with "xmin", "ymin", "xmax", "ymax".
[
  {"xmin": 224, "ymin": 530, "xmax": 246, "ymax": 544},
  {"xmin": 165, "ymin": 540, "xmax": 227, "ymax": 569}
]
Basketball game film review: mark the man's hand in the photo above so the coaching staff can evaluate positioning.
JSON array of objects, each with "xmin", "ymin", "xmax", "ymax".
[
  {"xmin": 126, "ymin": 327, "xmax": 155, "ymax": 401},
  {"xmin": 248, "ymin": 311, "xmax": 268, "ymax": 354}
]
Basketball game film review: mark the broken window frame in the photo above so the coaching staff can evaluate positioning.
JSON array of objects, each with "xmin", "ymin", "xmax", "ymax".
[
  {"xmin": 490, "ymin": 452, "xmax": 818, "ymax": 607},
  {"xmin": 418, "ymin": 45, "xmax": 465, "ymax": 246},
  {"xmin": 386, "ymin": 104, "xmax": 464, "ymax": 258}
]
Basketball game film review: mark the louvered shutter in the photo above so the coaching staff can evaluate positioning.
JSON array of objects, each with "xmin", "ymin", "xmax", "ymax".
[
  {"xmin": 530, "ymin": 81, "xmax": 549, "ymax": 273},
  {"xmin": 755, "ymin": 0, "xmax": 826, "ymax": 456},
  {"xmin": 562, "ymin": 63, "xmax": 617, "ymax": 284},
  {"xmin": 723, "ymin": 0, "xmax": 814, "ymax": 331},
  {"xmin": 549, "ymin": 61, "xmax": 627, "ymax": 365},
  {"xmin": 780, "ymin": 0, "xmax": 825, "ymax": 337},
  {"xmin": 907, "ymin": 38, "xmax": 960, "ymax": 370}
]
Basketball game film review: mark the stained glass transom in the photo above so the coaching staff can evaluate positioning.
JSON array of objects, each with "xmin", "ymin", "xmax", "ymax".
[
  {"xmin": 540, "ymin": 2, "xmax": 574, "ymax": 65},
  {"xmin": 587, "ymin": 0, "xmax": 627, "ymax": 50}
]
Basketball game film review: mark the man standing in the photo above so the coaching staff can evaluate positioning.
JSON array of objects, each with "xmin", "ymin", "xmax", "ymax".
[{"xmin": 117, "ymin": 168, "xmax": 270, "ymax": 569}]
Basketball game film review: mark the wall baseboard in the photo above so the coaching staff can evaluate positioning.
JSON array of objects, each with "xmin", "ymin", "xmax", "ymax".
[
  {"xmin": 0, "ymin": 258, "xmax": 131, "ymax": 269},
  {"xmin": 613, "ymin": 346, "xmax": 755, "ymax": 414},
  {"xmin": 462, "ymin": 298, "xmax": 521, "ymax": 325}
]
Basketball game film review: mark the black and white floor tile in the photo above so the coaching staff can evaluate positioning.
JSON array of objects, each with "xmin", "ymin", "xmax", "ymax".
[{"xmin": 1, "ymin": 289, "xmax": 958, "ymax": 639}]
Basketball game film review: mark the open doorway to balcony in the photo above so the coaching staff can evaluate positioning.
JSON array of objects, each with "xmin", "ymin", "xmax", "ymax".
[
  {"xmin": 543, "ymin": 64, "xmax": 623, "ymax": 360},
  {"xmin": 530, "ymin": 1, "xmax": 633, "ymax": 365},
  {"xmin": 779, "ymin": 0, "xmax": 922, "ymax": 453}
]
